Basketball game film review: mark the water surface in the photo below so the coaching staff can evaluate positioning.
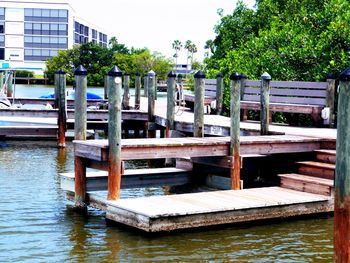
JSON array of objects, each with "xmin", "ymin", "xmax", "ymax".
[{"xmin": 0, "ymin": 141, "xmax": 334, "ymax": 262}]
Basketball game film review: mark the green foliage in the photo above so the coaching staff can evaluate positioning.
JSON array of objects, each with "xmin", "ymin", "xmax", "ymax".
[
  {"xmin": 15, "ymin": 70, "xmax": 34, "ymax": 78},
  {"xmin": 206, "ymin": 0, "xmax": 350, "ymax": 113},
  {"xmin": 45, "ymin": 41, "xmax": 173, "ymax": 86}
]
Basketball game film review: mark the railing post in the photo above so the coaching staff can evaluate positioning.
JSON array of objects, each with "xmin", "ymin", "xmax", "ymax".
[
  {"xmin": 135, "ymin": 72, "xmax": 141, "ymax": 110},
  {"xmin": 193, "ymin": 70, "xmax": 205, "ymax": 137},
  {"xmin": 326, "ymin": 74, "xmax": 337, "ymax": 127},
  {"xmin": 147, "ymin": 70, "xmax": 156, "ymax": 138},
  {"xmin": 122, "ymin": 73, "xmax": 130, "ymax": 110},
  {"xmin": 166, "ymin": 71, "xmax": 176, "ymax": 138},
  {"xmin": 107, "ymin": 66, "xmax": 123, "ymax": 200},
  {"xmin": 143, "ymin": 75, "xmax": 148, "ymax": 97},
  {"xmin": 74, "ymin": 65, "xmax": 88, "ymax": 209},
  {"xmin": 216, "ymin": 73, "xmax": 223, "ymax": 115},
  {"xmin": 260, "ymin": 72, "xmax": 271, "ymax": 135},
  {"xmin": 240, "ymin": 74, "xmax": 247, "ymax": 100},
  {"xmin": 56, "ymin": 70, "xmax": 67, "ymax": 148},
  {"xmin": 230, "ymin": 72, "xmax": 241, "ymax": 190},
  {"xmin": 334, "ymin": 67, "xmax": 350, "ymax": 262}
]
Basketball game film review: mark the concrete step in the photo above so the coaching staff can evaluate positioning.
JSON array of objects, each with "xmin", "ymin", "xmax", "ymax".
[
  {"xmin": 279, "ymin": 173, "xmax": 333, "ymax": 196},
  {"xmin": 314, "ymin": 149, "xmax": 336, "ymax": 164},
  {"xmin": 297, "ymin": 161, "xmax": 335, "ymax": 180}
]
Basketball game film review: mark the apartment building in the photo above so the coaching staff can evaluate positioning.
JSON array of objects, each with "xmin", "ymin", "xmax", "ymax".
[{"xmin": 0, "ymin": 0, "xmax": 108, "ymax": 73}]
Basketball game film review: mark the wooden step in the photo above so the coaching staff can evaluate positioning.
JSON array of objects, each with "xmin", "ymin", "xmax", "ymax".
[
  {"xmin": 297, "ymin": 161, "xmax": 335, "ymax": 179},
  {"xmin": 314, "ymin": 149, "xmax": 336, "ymax": 164},
  {"xmin": 279, "ymin": 173, "xmax": 333, "ymax": 196}
]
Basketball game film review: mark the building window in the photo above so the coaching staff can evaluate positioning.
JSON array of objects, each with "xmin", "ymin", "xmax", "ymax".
[
  {"xmin": 0, "ymin": 48, "xmax": 5, "ymax": 60},
  {"xmin": 0, "ymin": 35, "xmax": 4, "ymax": 47},
  {"xmin": 0, "ymin": 22, "xmax": 4, "ymax": 34}
]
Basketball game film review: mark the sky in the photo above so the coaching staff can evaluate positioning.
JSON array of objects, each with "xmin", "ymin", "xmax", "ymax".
[{"xmin": 69, "ymin": 0, "xmax": 255, "ymax": 63}]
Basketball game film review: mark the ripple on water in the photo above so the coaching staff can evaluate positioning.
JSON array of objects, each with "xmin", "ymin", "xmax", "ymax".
[{"xmin": 0, "ymin": 141, "xmax": 334, "ymax": 262}]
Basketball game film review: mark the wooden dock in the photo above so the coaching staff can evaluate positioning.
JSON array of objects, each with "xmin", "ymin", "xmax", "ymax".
[{"xmin": 105, "ymin": 187, "xmax": 332, "ymax": 232}]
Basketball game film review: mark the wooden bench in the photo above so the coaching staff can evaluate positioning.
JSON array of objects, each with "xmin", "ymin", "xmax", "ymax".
[
  {"xmin": 241, "ymin": 79, "xmax": 335, "ymax": 126},
  {"xmin": 184, "ymin": 79, "xmax": 217, "ymax": 113}
]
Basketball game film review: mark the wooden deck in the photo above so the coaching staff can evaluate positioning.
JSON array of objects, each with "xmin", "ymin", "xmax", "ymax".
[
  {"xmin": 99, "ymin": 187, "xmax": 332, "ymax": 232},
  {"xmin": 74, "ymin": 135, "xmax": 333, "ymax": 162}
]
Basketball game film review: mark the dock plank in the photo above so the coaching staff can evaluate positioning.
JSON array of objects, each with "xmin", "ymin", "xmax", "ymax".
[{"xmin": 104, "ymin": 187, "xmax": 332, "ymax": 232}]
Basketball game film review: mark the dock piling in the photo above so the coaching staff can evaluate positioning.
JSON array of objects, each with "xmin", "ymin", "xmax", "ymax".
[
  {"xmin": 216, "ymin": 73, "xmax": 223, "ymax": 115},
  {"xmin": 56, "ymin": 70, "xmax": 67, "ymax": 148},
  {"xmin": 107, "ymin": 66, "xmax": 123, "ymax": 200},
  {"xmin": 122, "ymin": 74, "xmax": 130, "ymax": 110},
  {"xmin": 166, "ymin": 71, "xmax": 176, "ymax": 138},
  {"xmin": 104, "ymin": 74, "xmax": 108, "ymax": 100},
  {"xmin": 147, "ymin": 70, "xmax": 156, "ymax": 138},
  {"xmin": 230, "ymin": 72, "xmax": 242, "ymax": 190},
  {"xmin": 143, "ymin": 75, "xmax": 148, "ymax": 97},
  {"xmin": 326, "ymin": 74, "xmax": 337, "ymax": 127},
  {"xmin": 135, "ymin": 72, "xmax": 141, "ymax": 110},
  {"xmin": 193, "ymin": 70, "xmax": 206, "ymax": 137},
  {"xmin": 334, "ymin": 67, "xmax": 350, "ymax": 262},
  {"xmin": 74, "ymin": 65, "xmax": 88, "ymax": 208},
  {"xmin": 260, "ymin": 72, "xmax": 271, "ymax": 135}
]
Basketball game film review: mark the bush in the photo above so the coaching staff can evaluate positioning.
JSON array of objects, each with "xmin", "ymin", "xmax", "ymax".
[{"xmin": 15, "ymin": 70, "xmax": 34, "ymax": 78}]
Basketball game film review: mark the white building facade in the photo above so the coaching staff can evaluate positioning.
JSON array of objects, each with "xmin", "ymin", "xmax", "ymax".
[{"xmin": 0, "ymin": 0, "xmax": 108, "ymax": 74}]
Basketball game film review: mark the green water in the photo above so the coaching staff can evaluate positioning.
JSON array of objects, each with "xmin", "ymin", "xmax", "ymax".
[
  {"xmin": 0, "ymin": 85, "xmax": 334, "ymax": 262},
  {"xmin": 0, "ymin": 141, "xmax": 334, "ymax": 262}
]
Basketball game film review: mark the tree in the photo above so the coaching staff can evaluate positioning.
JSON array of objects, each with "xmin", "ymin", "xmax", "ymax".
[
  {"xmin": 184, "ymin": 40, "xmax": 193, "ymax": 73},
  {"xmin": 188, "ymin": 43, "xmax": 197, "ymax": 65},
  {"xmin": 172, "ymin": 40, "xmax": 182, "ymax": 69},
  {"xmin": 109, "ymin": 36, "xmax": 130, "ymax": 54}
]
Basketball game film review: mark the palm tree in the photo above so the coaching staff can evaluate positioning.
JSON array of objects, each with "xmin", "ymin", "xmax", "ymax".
[
  {"xmin": 184, "ymin": 40, "xmax": 193, "ymax": 73},
  {"xmin": 188, "ymin": 43, "xmax": 198, "ymax": 65},
  {"xmin": 172, "ymin": 40, "xmax": 182, "ymax": 70}
]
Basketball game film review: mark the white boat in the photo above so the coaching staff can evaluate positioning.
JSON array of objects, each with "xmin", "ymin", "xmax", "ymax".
[{"xmin": 0, "ymin": 92, "xmax": 11, "ymax": 109}]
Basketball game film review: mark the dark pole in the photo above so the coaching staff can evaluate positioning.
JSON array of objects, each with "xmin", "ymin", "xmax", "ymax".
[
  {"xmin": 56, "ymin": 69, "xmax": 67, "ymax": 148},
  {"xmin": 260, "ymin": 72, "xmax": 271, "ymax": 135},
  {"xmin": 216, "ymin": 73, "xmax": 223, "ymax": 115},
  {"xmin": 135, "ymin": 72, "xmax": 141, "ymax": 110}
]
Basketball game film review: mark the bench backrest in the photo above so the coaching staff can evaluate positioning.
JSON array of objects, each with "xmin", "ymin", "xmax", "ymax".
[
  {"xmin": 204, "ymin": 79, "xmax": 217, "ymax": 98},
  {"xmin": 243, "ymin": 80, "xmax": 328, "ymax": 106}
]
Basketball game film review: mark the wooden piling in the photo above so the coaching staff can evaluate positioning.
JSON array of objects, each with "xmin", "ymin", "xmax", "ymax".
[
  {"xmin": 193, "ymin": 70, "xmax": 205, "ymax": 137},
  {"xmin": 230, "ymin": 72, "xmax": 241, "ymax": 190},
  {"xmin": 135, "ymin": 72, "xmax": 141, "ymax": 110},
  {"xmin": 104, "ymin": 74, "xmax": 108, "ymax": 99},
  {"xmin": 0, "ymin": 71, "xmax": 3, "ymax": 89},
  {"xmin": 56, "ymin": 70, "xmax": 67, "ymax": 148},
  {"xmin": 216, "ymin": 73, "xmax": 223, "ymax": 115},
  {"xmin": 166, "ymin": 71, "xmax": 176, "ymax": 138},
  {"xmin": 107, "ymin": 66, "xmax": 123, "ymax": 200},
  {"xmin": 240, "ymin": 74, "xmax": 247, "ymax": 100},
  {"xmin": 147, "ymin": 70, "xmax": 156, "ymax": 138},
  {"xmin": 122, "ymin": 74, "xmax": 130, "ymax": 110},
  {"xmin": 143, "ymin": 75, "xmax": 148, "ymax": 97},
  {"xmin": 334, "ymin": 67, "xmax": 350, "ymax": 262},
  {"xmin": 74, "ymin": 65, "xmax": 88, "ymax": 208},
  {"xmin": 260, "ymin": 72, "xmax": 271, "ymax": 135},
  {"xmin": 7, "ymin": 71, "xmax": 13, "ymax": 97},
  {"xmin": 326, "ymin": 74, "xmax": 336, "ymax": 127}
]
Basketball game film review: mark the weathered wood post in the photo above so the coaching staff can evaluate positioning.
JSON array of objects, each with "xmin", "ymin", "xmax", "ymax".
[
  {"xmin": 74, "ymin": 65, "xmax": 88, "ymax": 208},
  {"xmin": 0, "ymin": 71, "xmax": 3, "ymax": 89},
  {"xmin": 334, "ymin": 67, "xmax": 350, "ymax": 262},
  {"xmin": 193, "ymin": 70, "xmax": 205, "ymax": 137},
  {"xmin": 7, "ymin": 71, "xmax": 13, "ymax": 97},
  {"xmin": 135, "ymin": 72, "xmax": 141, "ymax": 110},
  {"xmin": 216, "ymin": 73, "xmax": 223, "ymax": 115},
  {"xmin": 260, "ymin": 72, "xmax": 271, "ymax": 135},
  {"xmin": 122, "ymin": 73, "xmax": 130, "ymax": 110},
  {"xmin": 326, "ymin": 74, "xmax": 337, "ymax": 127},
  {"xmin": 107, "ymin": 66, "xmax": 123, "ymax": 200},
  {"xmin": 147, "ymin": 70, "xmax": 156, "ymax": 138},
  {"xmin": 240, "ymin": 74, "xmax": 247, "ymax": 100},
  {"xmin": 166, "ymin": 71, "xmax": 176, "ymax": 138},
  {"xmin": 104, "ymin": 74, "xmax": 108, "ymax": 99},
  {"xmin": 56, "ymin": 70, "xmax": 67, "ymax": 148},
  {"xmin": 143, "ymin": 75, "xmax": 148, "ymax": 97},
  {"xmin": 230, "ymin": 72, "xmax": 241, "ymax": 190}
]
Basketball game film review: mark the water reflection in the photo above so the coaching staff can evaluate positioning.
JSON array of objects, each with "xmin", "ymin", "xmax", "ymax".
[{"xmin": 0, "ymin": 140, "xmax": 334, "ymax": 262}]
